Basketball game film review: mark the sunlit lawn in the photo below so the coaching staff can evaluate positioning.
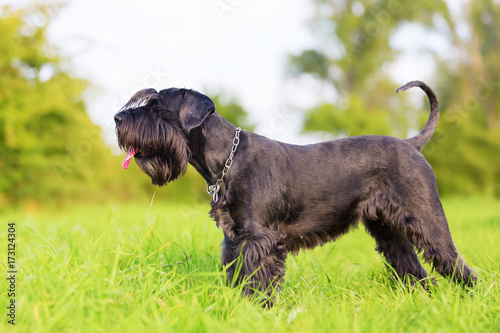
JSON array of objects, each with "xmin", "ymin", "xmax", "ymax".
[{"xmin": 1, "ymin": 197, "xmax": 499, "ymax": 332}]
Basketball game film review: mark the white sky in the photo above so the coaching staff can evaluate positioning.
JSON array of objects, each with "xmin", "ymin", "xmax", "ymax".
[{"xmin": 2, "ymin": 0, "xmax": 468, "ymax": 148}]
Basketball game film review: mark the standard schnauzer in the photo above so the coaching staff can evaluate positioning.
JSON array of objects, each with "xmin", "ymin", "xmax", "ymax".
[{"xmin": 114, "ymin": 81, "xmax": 476, "ymax": 302}]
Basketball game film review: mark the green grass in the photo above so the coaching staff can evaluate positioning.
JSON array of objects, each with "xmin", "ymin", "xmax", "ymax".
[{"xmin": 1, "ymin": 197, "xmax": 499, "ymax": 332}]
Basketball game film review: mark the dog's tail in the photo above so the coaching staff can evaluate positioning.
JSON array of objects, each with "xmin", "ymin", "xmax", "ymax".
[{"xmin": 396, "ymin": 80, "xmax": 439, "ymax": 151}]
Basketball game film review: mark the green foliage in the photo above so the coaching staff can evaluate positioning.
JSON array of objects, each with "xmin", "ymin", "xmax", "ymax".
[
  {"xmin": 0, "ymin": 7, "xmax": 104, "ymax": 206},
  {"xmin": 304, "ymin": 95, "xmax": 393, "ymax": 137},
  {"xmin": 289, "ymin": 0, "xmax": 500, "ymax": 197},
  {"xmin": 1, "ymin": 198, "xmax": 498, "ymax": 332},
  {"xmin": 289, "ymin": 49, "xmax": 329, "ymax": 79},
  {"xmin": 288, "ymin": 0, "xmax": 453, "ymax": 142},
  {"xmin": 422, "ymin": 0, "xmax": 500, "ymax": 196},
  {"xmin": 289, "ymin": 0, "xmax": 452, "ymax": 95}
]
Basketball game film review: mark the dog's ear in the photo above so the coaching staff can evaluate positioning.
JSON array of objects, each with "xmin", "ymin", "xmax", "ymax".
[{"xmin": 179, "ymin": 90, "xmax": 215, "ymax": 133}]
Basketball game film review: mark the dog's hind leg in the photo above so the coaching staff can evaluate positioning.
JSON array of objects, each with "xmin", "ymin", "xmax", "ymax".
[
  {"xmin": 400, "ymin": 209, "xmax": 477, "ymax": 289},
  {"xmin": 378, "ymin": 195, "xmax": 476, "ymax": 288},
  {"xmin": 360, "ymin": 192, "xmax": 476, "ymax": 288},
  {"xmin": 363, "ymin": 219, "xmax": 429, "ymax": 286}
]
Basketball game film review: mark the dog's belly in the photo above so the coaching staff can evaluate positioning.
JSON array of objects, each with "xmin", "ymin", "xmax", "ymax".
[{"xmin": 279, "ymin": 190, "xmax": 362, "ymax": 253}]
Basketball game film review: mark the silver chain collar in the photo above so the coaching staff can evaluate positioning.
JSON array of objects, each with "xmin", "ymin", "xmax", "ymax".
[{"xmin": 207, "ymin": 127, "xmax": 241, "ymax": 202}]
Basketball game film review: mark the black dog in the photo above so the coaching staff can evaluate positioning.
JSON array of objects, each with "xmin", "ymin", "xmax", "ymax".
[{"xmin": 114, "ymin": 81, "xmax": 476, "ymax": 302}]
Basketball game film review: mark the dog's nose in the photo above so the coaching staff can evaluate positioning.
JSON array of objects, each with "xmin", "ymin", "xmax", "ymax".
[{"xmin": 114, "ymin": 114, "xmax": 123, "ymax": 124}]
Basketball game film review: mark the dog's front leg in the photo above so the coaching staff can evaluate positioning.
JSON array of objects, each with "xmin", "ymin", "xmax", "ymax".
[
  {"xmin": 221, "ymin": 234, "xmax": 245, "ymax": 288},
  {"xmin": 221, "ymin": 227, "xmax": 287, "ymax": 305}
]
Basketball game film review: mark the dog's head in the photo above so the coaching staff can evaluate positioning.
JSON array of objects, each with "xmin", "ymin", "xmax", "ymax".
[{"xmin": 114, "ymin": 88, "xmax": 215, "ymax": 186}]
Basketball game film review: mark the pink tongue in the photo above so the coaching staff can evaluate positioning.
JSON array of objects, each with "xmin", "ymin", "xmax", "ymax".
[{"xmin": 122, "ymin": 147, "xmax": 136, "ymax": 169}]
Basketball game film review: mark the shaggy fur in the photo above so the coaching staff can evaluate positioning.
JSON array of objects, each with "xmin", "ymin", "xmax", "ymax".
[{"xmin": 114, "ymin": 81, "xmax": 477, "ymax": 304}]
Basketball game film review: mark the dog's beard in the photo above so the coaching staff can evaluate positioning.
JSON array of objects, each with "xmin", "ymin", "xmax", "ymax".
[
  {"xmin": 135, "ymin": 154, "xmax": 186, "ymax": 186},
  {"xmin": 116, "ymin": 113, "xmax": 191, "ymax": 186}
]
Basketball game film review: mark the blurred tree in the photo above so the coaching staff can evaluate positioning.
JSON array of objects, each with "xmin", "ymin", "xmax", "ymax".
[
  {"xmin": 0, "ymin": 5, "xmax": 106, "ymax": 207},
  {"xmin": 289, "ymin": 0, "xmax": 500, "ymax": 197},
  {"xmin": 427, "ymin": 0, "xmax": 500, "ymax": 196},
  {"xmin": 288, "ymin": 0, "xmax": 453, "ymax": 137}
]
